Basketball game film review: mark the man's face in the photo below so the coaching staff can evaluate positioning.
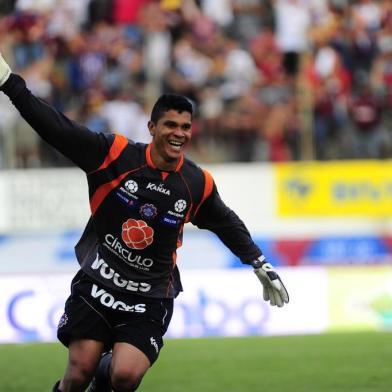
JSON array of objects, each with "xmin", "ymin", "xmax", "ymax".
[{"xmin": 148, "ymin": 109, "xmax": 192, "ymax": 167}]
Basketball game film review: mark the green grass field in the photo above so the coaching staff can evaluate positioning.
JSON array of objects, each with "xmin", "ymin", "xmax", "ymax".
[{"xmin": 0, "ymin": 332, "xmax": 390, "ymax": 392}]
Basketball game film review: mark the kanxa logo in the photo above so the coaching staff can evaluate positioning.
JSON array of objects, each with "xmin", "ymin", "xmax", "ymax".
[
  {"xmin": 146, "ymin": 182, "xmax": 170, "ymax": 195},
  {"xmin": 122, "ymin": 219, "xmax": 154, "ymax": 249}
]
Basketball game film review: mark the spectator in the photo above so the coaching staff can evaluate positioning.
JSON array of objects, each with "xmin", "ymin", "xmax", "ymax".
[
  {"xmin": 230, "ymin": 0, "xmax": 266, "ymax": 45},
  {"xmin": 78, "ymin": 88, "xmax": 109, "ymax": 134},
  {"xmin": 348, "ymin": 76, "xmax": 387, "ymax": 159},
  {"xmin": 220, "ymin": 34, "xmax": 259, "ymax": 100},
  {"xmin": 112, "ymin": 0, "xmax": 150, "ymax": 25},
  {"xmin": 273, "ymin": 0, "xmax": 311, "ymax": 78},
  {"xmin": 313, "ymin": 78, "xmax": 341, "ymax": 159},
  {"xmin": 351, "ymin": 0, "xmax": 382, "ymax": 34},
  {"xmin": 139, "ymin": 2, "xmax": 172, "ymax": 93},
  {"xmin": 199, "ymin": 0, "xmax": 234, "ymax": 29},
  {"xmin": 229, "ymin": 93, "xmax": 262, "ymax": 162},
  {"xmin": 101, "ymin": 89, "xmax": 150, "ymax": 143}
]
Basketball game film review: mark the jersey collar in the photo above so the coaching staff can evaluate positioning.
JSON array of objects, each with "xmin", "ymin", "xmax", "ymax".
[{"xmin": 146, "ymin": 143, "xmax": 184, "ymax": 172}]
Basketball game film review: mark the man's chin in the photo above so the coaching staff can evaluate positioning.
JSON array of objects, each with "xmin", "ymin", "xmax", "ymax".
[{"xmin": 165, "ymin": 148, "xmax": 183, "ymax": 161}]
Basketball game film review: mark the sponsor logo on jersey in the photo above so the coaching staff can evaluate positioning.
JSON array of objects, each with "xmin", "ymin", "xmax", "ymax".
[
  {"xmin": 166, "ymin": 200, "xmax": 188, "ymax": 219},
  {"xmin": 161, "ymin": 215, "xmax": 182, "ymax": 227},
  {"xmin": 146, "ymin": 182, "xmax": 170, "ymax": 195},
  {"xmin": 150, "ymin": 337, "xmax": 159, "ymax": 353},
  {"xmin": 122, "ymin": 219, "xmax": 154, "ymax": 249},
  {"xmin": 166, "ymin": 210, "xmax": 185, "ymax": 218},
  {"xmin": 125, "ymin": 180, "xmax": 138, "ymax": 193},
  {"xmin": 104, "ymin": 234, "xmax": 154, "ymax": 270},
  {"xmin": 119, "ymin": 180, "xmax": 139, "ymax": 200},
  {"xmin": 91, "ymin": 254, "xmax": 151, "ymax": 292},
  {"xmin": 174, "ymin": 199, "xmax": 187, "ymax": 212},
  {"xmin": 116, "ymin": 191, "xmax": 140, "ymax": 209},
  {"xmin": 161, "ymin": 200, "xmax": 189, "ymax": 226},
  {"xmin": 91, "ymin": 284, "xmax": 146, "ymax": 312},
  {"xmin": 139, "ymin": 203, "xmax": 158, "ymax": 220}
]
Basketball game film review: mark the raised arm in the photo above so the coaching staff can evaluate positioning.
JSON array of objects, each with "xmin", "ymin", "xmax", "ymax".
[{"xmin": 0, "ymin": 54, "xmax": 110, "ymax": 172}]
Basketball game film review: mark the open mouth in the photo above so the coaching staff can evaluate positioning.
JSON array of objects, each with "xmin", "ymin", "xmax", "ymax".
[{"xmin": 168, "ymin": 140, "xmax": 184, "ymax": 151}]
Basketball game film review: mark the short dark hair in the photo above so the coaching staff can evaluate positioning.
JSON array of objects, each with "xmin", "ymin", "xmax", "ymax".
[{"xmin": 150, "ymin": 94, "xmax": 193, "ymax": 123}]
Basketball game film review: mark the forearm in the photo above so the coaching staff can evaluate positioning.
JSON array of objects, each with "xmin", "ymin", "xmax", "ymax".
[
  {"xmin": 203, "ymin": 210, "xmax": 262, "ymax": 264},
  {"xmin": 193, "ymin": 193, "xmax": 262, "ymax": 263}
]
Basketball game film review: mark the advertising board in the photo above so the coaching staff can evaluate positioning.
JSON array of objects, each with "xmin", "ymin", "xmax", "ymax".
[
  {"xmin": 0, "ymin": 268, "xmax": 326, "ymax": 343},
  {"xmin": 276, "ymin": 161, "xmax": 392, "ymax": 217}
]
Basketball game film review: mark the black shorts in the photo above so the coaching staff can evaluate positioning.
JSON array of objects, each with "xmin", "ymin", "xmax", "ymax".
[{"xmin": 57, "ymin": 270, "xmax": 173, "ymax": 364}]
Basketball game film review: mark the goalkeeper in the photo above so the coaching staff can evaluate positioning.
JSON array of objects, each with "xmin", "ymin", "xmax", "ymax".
[{"xmin": 0, "ymin": 54, "xmax": 288, "ymax": 392}]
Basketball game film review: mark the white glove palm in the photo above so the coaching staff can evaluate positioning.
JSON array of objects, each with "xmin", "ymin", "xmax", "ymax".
[
  {"xmin": 252, "ymin": 257, "xmax": 289, "ymax": 307},
  {"xmin": 0, "ymin": 53, "xmax": 11, "ymax": 87}
]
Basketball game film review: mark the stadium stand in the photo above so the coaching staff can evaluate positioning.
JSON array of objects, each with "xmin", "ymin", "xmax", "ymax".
[{"xmin": 1, "ymin": 0, "xmax": 392, "ymax": 169}]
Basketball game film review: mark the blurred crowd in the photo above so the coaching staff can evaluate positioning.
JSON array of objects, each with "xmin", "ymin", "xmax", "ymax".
[{"xmin": 1, "ymin": 0, "xmax": 392, "ymax": 168}]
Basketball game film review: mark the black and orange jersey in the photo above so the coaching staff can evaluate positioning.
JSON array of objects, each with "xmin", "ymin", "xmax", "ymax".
[{"xmin": 2, "ymin": 74, "xmax": 262, "ymax": 298}]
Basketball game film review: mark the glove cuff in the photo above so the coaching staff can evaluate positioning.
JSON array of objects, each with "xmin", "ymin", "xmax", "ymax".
[
  {"xmin": 0, "ymin": 68, "xmax": 11, "ymax": 87},
  {"xmin": 251, "ymin": 255, "xmax": 266, "ymax": 269},
  {"xmin": 0, "ymin": 54, "xmax": 11, "ymax": 87}
]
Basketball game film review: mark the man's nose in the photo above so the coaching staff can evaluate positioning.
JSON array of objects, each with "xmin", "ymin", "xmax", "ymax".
[{"xmin": 173, "ymin": 127, "xmax": 185, "ymax": 136}]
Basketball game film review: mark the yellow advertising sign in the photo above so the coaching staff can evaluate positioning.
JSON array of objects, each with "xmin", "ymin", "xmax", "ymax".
[{"xmin": 276, "ymin": 160, "xmax": 392, "ymax": 216}]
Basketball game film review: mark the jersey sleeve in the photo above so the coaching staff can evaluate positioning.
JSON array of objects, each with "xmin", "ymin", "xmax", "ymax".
[
  {"xmin": 191, "ymin": 172, "xmax": 262, "ymax": 264},
  {"xmin": 0, "ymin": 73, "xmax": 111, "ymax": 172}
]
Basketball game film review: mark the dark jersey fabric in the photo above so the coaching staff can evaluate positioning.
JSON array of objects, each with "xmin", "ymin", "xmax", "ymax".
[{"xmin": 2, "ymin": 74, "xmax": 262, "ymax": 298}]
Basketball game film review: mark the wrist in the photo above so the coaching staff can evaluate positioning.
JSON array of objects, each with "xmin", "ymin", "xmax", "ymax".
[
  {"xmin": 251, "ymin": 255, "xmax": 266, "ymax": 269},
  {"xmin": 0, "ymin": 55, "xmax": 11, "ymax": 87},
  {"xmin": 0, "ymin": 71, "xmax": 10, "ymax": 87}
]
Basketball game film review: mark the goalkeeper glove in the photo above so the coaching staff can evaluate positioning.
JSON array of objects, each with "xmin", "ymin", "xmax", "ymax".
[
  {"xmin": 252, "ymin": 256, "xmax": 289, "ymax": 307},
  {"xmin": 0, "ymin": 53, "xmax": 11, "ymax": 87}
]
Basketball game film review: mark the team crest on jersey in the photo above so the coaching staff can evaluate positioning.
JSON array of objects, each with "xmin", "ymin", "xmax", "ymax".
[
  {"xmin": 139, "ymin": 203, "xmax": 158, "ymax": 220},
  {"xmin": 58, "ymin": 313, "xmax": 68, "ymax": 328},
  {"xmin": 122, "ymin": 219, "xmax": 154, "ymax": 249}
]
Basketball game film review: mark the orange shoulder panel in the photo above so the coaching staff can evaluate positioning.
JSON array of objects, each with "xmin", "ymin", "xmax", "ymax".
[
  {"xmin": 90, "ymin": 171, "xmax": 130, "ymax": 215},
  {"xmin": 91, "ymin": 134, "xmax": 128, "ymax": 174},
  {"xmin": 201, "ymin": 169, "xmax": 214, "ymax": 202},
  {"xmin": 193, "ymin": 169, "xmax": 214, "ymax": 217}
]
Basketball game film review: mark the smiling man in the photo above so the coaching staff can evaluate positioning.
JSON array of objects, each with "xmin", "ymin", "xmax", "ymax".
[
  {"xmin": 0, "ymin": 54, "xmax": 288, "ymax": 392},
  {"xmin": 148, "ymin": 106, "xmax": 192, "ymax": 170}
]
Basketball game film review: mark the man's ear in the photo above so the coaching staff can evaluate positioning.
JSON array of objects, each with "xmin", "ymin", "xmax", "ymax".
[{"xmin": 148, "ymin": 120, "xmax": 155, "ymax": 136}]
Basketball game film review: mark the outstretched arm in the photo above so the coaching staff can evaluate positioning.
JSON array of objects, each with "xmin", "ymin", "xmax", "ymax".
[
  {"xmin": 0, "ymin": 54, "xmax": 110, "ymax": 172},
  {"xmin": 192, "ymin": 181, "xmax": 262, "ymax": 263},
  {"xmin": 192, "ymin": 181, "xmax": 289, "ymax": 307}
]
